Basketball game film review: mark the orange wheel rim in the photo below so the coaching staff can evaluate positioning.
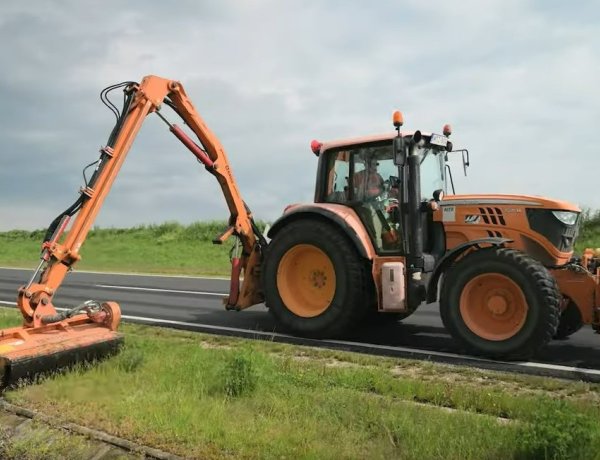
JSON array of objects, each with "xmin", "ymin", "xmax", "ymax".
[
  {"xmin": 276, "ymin": 244, "xmax": 336, "ymax": 318},
  {"xmin": 459, "ymin": 273, "xmax": 528, "ymax": 341}
]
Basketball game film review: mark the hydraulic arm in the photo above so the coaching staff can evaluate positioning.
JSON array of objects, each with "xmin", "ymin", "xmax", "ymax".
[{"xmin": 3, "ymin": 76, "xmax": 266, "ymax": 387}]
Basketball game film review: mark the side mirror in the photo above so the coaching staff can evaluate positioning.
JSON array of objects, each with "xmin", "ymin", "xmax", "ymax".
[
  {"xmin": 412, "ymin": 130, "xmax": 422, "ymax": 145},
  {"xmin": 449, "ymin": 149, "xmax": 470, "ymax": 176},
  {"xmin": 462, "ymin": 149, "xmax": 470, "ymax": 176},
  {"xmin": 393, "ymin": 136, "xmax": 406, "ymax": 166}
]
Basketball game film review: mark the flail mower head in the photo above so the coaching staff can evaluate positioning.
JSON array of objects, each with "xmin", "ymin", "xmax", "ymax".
[{"xmin": 0, "ymin": 301, "xmax": 122, "ymax": 389}]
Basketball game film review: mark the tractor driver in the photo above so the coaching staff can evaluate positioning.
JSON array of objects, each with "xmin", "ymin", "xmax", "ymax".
[
  {"xmin": 352, "ymin": 154, "xmax": 400, "ymax": 249},
  {"xmin": 353, "ymin": 157, "xmax": 384, "ymax": 201}
]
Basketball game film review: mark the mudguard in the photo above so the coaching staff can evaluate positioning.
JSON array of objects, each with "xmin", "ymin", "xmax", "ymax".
[
  {"xmin": 268, "ymin": 204, "xmax": 376, "ymax": 260},
  {"xmin": 426, "ymin": 237, "xmax": 512, "ymax": 303}
]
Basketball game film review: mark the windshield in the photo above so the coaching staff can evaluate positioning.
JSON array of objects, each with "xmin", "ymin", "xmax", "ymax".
[{"xmin": 419, "ymin": 148, "xmax": 446, "ymax": 199}]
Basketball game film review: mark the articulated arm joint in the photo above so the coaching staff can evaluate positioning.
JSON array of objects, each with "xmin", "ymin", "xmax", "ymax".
[{"xmin": 42, "ymin": 242, "xmax": 81, "ymax": 267}]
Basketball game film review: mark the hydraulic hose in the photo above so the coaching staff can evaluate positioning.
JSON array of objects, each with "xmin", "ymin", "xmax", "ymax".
[
  {"xmin": 41, "ymin": 300, "xmax": 102, "ymax": 324},
  {"xmin": 42, "ymin": 197, "xmax": 84, "ymax": 244},
  {"xmin": 42, "ymin": 82, "xmax": 137, "ymax": 245}
]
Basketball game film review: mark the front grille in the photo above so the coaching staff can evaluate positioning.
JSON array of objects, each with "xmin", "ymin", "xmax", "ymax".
[{"xmin": 526, "ymin": 209, "xmax": 580, "ymax": 253}]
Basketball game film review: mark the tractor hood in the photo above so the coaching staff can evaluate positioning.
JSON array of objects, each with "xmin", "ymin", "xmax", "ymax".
[
  {"xmin": 440, "ymin": 194, "xmax": 580, "ymax": 212},
  {"xmin": 436, "ymin": 193, "xmax": 581, "ymax": 265}
]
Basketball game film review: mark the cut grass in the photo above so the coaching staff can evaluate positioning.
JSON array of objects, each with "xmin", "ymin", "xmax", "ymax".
[{"xmin": 0, "ymin": 308, "xmax": 598, "ymax": 460}]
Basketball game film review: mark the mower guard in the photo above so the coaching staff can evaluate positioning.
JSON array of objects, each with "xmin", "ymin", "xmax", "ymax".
[{"xmin": 0, "ymin": 306, "xmax": 123, "ymax": 389}]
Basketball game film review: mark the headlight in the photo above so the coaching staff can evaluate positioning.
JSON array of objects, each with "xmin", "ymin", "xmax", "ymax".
[{"xmin": 551, "ymin": 211, "xmax": 579, "ymax": 226}]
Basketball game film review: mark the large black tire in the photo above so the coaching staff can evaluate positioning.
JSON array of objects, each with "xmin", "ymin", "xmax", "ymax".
[
  {"xmin": 262, "ymin": 219, "xmax": 371, "ymax": 338},
  {"xmin": 554, "ymin": 301, "xmax": 584, "ymax": 340},
  {"xmin": 440, "ymin": 248, "xmax": 560, "ymax": 360}
]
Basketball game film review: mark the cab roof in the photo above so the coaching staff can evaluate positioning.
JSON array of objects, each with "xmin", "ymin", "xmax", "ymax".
[{"xmin": 319, "ymin": 131, "xmax": 432, "ymax": 155}]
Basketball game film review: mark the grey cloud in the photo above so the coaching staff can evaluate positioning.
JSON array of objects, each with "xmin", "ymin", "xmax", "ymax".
[{"xmin": 0, "ymin": 0, "xmax": 599, "ymax": 233}]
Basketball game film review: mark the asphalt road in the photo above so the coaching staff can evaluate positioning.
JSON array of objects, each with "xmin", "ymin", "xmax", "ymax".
[{"xmin": 1, "ymin": 267, "xmax": 599, "ymax": 370}]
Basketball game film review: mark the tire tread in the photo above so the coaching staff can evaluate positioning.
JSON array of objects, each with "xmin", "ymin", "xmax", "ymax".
[
  {"xmin": 263, "ymin": 218, "xmax": 370, "ymax": 338},
  {"xmin": 440, "ymin": 248, "xmax": 560, "ymax": 360}
]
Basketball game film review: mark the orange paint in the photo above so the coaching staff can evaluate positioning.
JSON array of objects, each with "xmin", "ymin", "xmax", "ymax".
[{"xmin": 459, "ymin": 273, "xmax": 528, "ymax": 341}]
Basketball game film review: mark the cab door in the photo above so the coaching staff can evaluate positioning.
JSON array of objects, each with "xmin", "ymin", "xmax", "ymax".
[{"xmin": 317, "ymin": 141, "xmax": 404, "ymax": 254}]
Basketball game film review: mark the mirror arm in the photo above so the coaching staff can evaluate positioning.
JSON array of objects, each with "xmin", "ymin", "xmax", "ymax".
[{"xmin": 445, "ymin": 164, "xmax": 456, "ymax": 194}]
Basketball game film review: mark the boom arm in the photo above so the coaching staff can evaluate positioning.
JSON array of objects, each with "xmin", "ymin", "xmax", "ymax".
[{"xmin": 18, "ymin": 75, "xmax": 265, "ymax": 328}]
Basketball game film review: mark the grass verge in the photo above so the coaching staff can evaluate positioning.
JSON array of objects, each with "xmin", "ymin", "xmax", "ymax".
[
  {"xmin": 0, "ymin": 308, "xmax": 598, "ymax": 460},
  {"xmin": 1, "ymin": 216, "xmax": 599, "ymax": 278},
  {"xmin": 0, "ymin": 222, "xmax": 235, "ymax": 276}
]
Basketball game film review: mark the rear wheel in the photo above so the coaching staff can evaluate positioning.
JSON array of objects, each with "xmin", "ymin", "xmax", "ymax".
[
  {"xmin": 263, "ymin": 219, "xmax": 370, "ymax": 338},
  {"xmin": 440, "ymin": 248, "xmax": 560, "ymax": 360}
]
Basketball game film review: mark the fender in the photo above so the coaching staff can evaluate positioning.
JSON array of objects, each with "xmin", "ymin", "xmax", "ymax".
[
  {"xmin": 267, "ymin": 205, "xmax": 373, "ymax": 259},
  {"xmin": 426, "ymin": 237, "xmax": 512, "ymax": 303}
]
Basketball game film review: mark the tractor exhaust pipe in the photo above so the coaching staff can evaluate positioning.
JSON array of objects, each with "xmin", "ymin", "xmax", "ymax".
[
  {"xmin": 407, "ymin": 131, "xmax": 423, "ymax": 266},
  {"xmin": 405, "ymin": 131, "xmax": 426, "ymax": 306},
  {"xmin": 393, "ymin": 126, "xmax": 424, "ymax": 277}
]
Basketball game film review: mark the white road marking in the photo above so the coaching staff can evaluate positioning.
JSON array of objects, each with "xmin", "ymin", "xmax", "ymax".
[
  {"xmin": 0, "ymin": 300, "xmax": 70, "ymax": 311},
  {"xmin": 0, "ymin": 266, "xmax": 230, "ymax": 281},
  {"xmin": 0, "ymin": 300, "xmax": 598, "ymax": 380},
  {"xmin": 330, "ymin": 338, "xmax": 600, "ymax": 377},
  {"xmin": 95, "ymin": 284, "xmax": 227, "ymax": 296}
]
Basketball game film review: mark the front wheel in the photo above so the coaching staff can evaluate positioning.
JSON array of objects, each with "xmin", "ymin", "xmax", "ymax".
[
  {"xmin": 262, "ymin": 219, "xmax": 371, "ymax": 338},
  {"xmin": 440, "ymin": 248, "xmax": 560, "ymax": 360}
]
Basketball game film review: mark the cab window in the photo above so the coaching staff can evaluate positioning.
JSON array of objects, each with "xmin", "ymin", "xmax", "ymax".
[
  {"xmin": 325, "ymin": 150, "xmax": 350, "ymax": 203},
  {"xmin": 323, "ymin": 142, "xmax": 403, "ymax": 253}
]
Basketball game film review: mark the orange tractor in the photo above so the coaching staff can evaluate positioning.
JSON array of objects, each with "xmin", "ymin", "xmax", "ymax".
[{"xmin": 2, "ymin": 75, "xmax": 599, "ymax": 386}]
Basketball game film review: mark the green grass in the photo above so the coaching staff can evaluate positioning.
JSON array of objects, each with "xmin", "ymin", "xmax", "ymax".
[
  {"xmin": 1, "ymin": 215, "xmax": 599, "ymax": 278},
  {"xmin": 0, "ymin": 424, "xmax": 92, "ymax": 460},
  {"xmin": 579, "ymin": 209, "xmax": 600, "ymax": 251},
  {"xmin": 0, "ymin": 309, "xmax": 598, "ymax": 460},
  {"xmin": 0, "ymin": 221, "xmax": 237, "ymax": 276},
  {"xmin": 0, "ymin": 217, "xmax": 599, "ymax": 457},
  {"xmin": 0, "ymin": 421, "xmax": 132, "ymax": 460}
]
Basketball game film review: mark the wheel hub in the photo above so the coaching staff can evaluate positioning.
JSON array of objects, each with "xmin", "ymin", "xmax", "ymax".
[
  {"xmin": 276, "ymin": 244, "xmax": 336, "ymax": 318},
  {"xmin": 459, "ymin": 273, "xmax": 528, "ymax": 341},
  {"xmin": 310, "ymin": 270, "xmax": 327, "ymax": 288},
  {"xmin": 487, "ymin": 292, "xmax": 508, "ymax": 315}
]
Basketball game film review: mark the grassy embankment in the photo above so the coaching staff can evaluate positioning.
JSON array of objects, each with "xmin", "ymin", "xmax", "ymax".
[
  {"xmin": 1, "ymin": 212, "xmax": 599, "ymax": 277},
  {"xmin": 0, "ymin": 221, "xmax": 236, "ymax": 276},
  {"xmin": 0, "ymin": 307, "xmax": 597, "ymax": 459}
]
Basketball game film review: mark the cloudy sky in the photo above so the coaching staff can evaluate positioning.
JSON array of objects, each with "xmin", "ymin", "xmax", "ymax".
[{"xmin": 0, "ymin": 0, "xmax": 598, "ymax": 231}]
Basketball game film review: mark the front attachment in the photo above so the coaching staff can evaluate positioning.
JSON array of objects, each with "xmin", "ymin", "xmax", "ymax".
[{"xmin": 0, "ymin": 302, "xmax": 123, "ymax": 388}]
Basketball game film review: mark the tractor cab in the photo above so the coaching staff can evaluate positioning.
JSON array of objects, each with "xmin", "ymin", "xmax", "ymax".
[{"xmin": 313, "ymin": 122, "xmax": 451, "ymax": 258}]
